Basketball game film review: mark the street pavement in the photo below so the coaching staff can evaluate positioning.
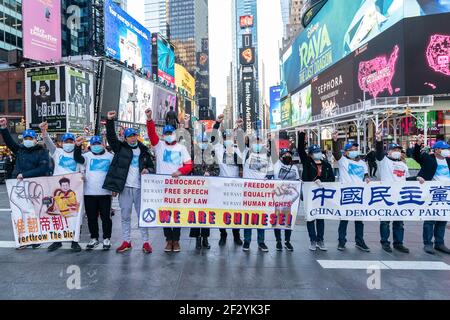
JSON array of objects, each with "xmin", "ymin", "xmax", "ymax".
[{"xmin": 0, "ymin": 184, "xmax": 449, "ymax": 300}]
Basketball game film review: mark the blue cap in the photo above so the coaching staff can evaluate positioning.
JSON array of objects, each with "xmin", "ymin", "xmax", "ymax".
[
  {"xmin": 308, "ymin": 145, "xmax": 321, "ymax": 154},
  {"xmin": 61, "ymin": 133, "xmax": 76, "ymax": 142},
  {"xmin": 162, "ymin": 125, "xmax": 175, "ymax": 135},
  {"xmin": 196, "ymin": 133, "xmax": 208, "ymax": 142},
  {"xmin": 280, "ymin": 148, "xmax": 291, "ymax": 156},
  {"xmin": 90, "ymin": 136, "xmax": 102, "ymax": 145},
  {"xmin": 433, "ymin": 141, "xmax": 450, "ymax": 149},
  {"xmin": 344, "ymin": 142, "xmax": 359, "ymax": 151},
  {"xmin": 388, "ymin": 143, "xmax": 402, "ymax": 151},
  {"xmin": 22, "ymin": 130, "xmax": 37, "ymax": 139},
  {"xmin": 124, "ymin": 128, "xmax": 138, "ymax": 138}
]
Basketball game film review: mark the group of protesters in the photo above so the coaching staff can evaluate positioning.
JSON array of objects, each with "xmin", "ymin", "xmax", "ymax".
[{"xmin": 0, "ymin": 109, "xmax": 449, "ymax": 256}]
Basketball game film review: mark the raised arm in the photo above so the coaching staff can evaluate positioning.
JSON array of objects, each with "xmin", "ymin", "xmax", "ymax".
[
  {"xmin": 39, "ymin": 121, "xmax": 57, "ymax": 155},
  {"xmin": 297, "ymin": 130, "xmax": 308, "ymax": 164},
  {"xmin": 0, "ymin": 119, "xmax": 20, "ymax": 154},
  {"xmin": 412, "ymin": 134, "xmax": 427, "ymax": 166},
  {"xmin": 331, "ymin": 131, "xmax": 342, "ymax": 161},
  {"xmin": 375, "ymin": 130, "xmax": 385, "ymax": 161},
  {"xmin": 105, "ymin": 111, "xmax": 121, "ymax": 153},
  {"xmin": 145, "ymin": 108, "xmax": 160, "ymax": 147},
  {"xmin": 74, "ymin": 137, "xmax": 86, "ymax": 165}
]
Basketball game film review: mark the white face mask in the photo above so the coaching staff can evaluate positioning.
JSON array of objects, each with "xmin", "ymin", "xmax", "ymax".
[
  {"xmin": 390, "ymin": 151, "xmax": 402, "ymax": 160},
  {"xmin": 312, "ymin": 153, "xmax": 324, "ymax": 161},
  {"xmin": 441, "ymin": 149, "xmax": 450, "ymax": 158},
  {"xmin": 348, "ymin": 151, "xmax": 360, "ymax": 159}
]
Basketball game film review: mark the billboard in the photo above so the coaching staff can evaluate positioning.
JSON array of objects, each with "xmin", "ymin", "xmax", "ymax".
[
  {"xmin": 242, "ymin": 71, "xmax": 256, "ymax": 132},
  {"xmin": 311, "ymin": 54, "xmax": 354, "ymax": 117},
  {"xmin": 240, "ymin": 47, "xmax": 256, "ymax": 65},
  {"xmin": 152, "ymin": 86, "xmax": 177, "ymax": 126},
  {"xmin": 135, "ymin": 76, "xmax": 155, "ymax": 125},
  {"xmin": 240, "ymin": 15, "xmax": 254, "ymax": 28},
  {"xmin": 66, "ymin": 67, "xmax": 94, "ymax": 133},
  {"xmin": 175, "ymin": 64, "xmax": 195, "ymax": 98},
  {"xmin": 281, "ymin": 0, "xmax": 450, "ymax": 96},
  {"xmin": 26, "ymin": 66, "xmax": 66, "ymax": 132},
  {"xmin": 104, "ymin": 0, "xmax": 152, "ymax": 70},
  {"xmin": 119, "ymin": 70, "xmax": 135, "ymax": 123},
  {"xmin": 100, "ymin": 65, "xmax": 122, "ymax": 121},
  {"xmin": 404, "ymin": 13, "xmax": 450, "ymax": 96},
  {"xmin": 281, "ymin": 96, "xmax": 292, "ymax": 128},
  {"xmin": 152, "ymin": 34, "xmax": 175, "ymax": 88},
  {"xmin": 291, "ymin": 85, "xmax": 312, "ymax": 127},
  {"xmin": 270, "ymin": 86, "xmax": 282, "ymax": 130},
  {"xmin": 22, "ymin": 0, "xmax": 61, "ymax": 63}
]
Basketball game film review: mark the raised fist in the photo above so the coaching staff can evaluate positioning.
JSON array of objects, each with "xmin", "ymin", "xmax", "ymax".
[
  {"xmin": 217, "ymin": 114, "xmax": 224, "ymax": 123},
  {"xmin": 376, "ymin": 130, "xmax": 383, "ymax": 142},
  {"xmin": 417, "ymin": 134, "xmax": 424, "ymax": 146},
  {"xmin": 75, "ymin": 136, "xmax": 84, "ymax": 147},
  {"xmin": 0, "ymin": 118, "xmax": 7, "ymax": 129},
  {"xmin": 332, "ymin": 131, "xmax": 338, "ymax": 142},
  {"xmin": 39, "ymin": 121, "xmax": 48, "ymax": 132},
  {"xmin": 107, "ymin": 111, "xmax": 117, "ymax": 120},
  {"xmin": 145, "ymin": 108, "xmax": 152, "ymax": 120}
]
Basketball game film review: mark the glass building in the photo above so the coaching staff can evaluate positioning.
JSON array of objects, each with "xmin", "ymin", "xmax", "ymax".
[
  {"xmin": 144, "ymin": 0, "xmax": 169, "ymax": 38},
  {"xmin": 61, "ymin": 0, "xmax": 93, "ymax": 57},
  {"xmin": 0, "ymin": 0, "xmax": 23, "ymax": 62}
]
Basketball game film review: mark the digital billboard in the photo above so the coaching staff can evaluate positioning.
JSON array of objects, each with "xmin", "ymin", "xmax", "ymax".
[
  {"xmin": 281, "ymin": 0, "xmax": 450, "ymax": 96},
  {"xmin": 152, "ymin": 86, "xmax": 177, "ymax": 126},
  {"xmin": 291, "ymin": 85, "xmax": 312, "ymax": 127},
  {"xmin": 66, "ymin": 67, "xmax": 94, "ymax": 133},
  {"xmin": 240, "ymin": 47, "xmax": 256, "ymax": 65},
  {"xmin": 270, "ymin": 86, "xmax": 281, "ymax": 130},
  {"xmin": 281, "ymin": 97, "xmax": 292, "ymax": 129},
  {"xmin": 104, "ymin": 0, "xmax": 152, "ymax": 70},
  {"xmin": 240, "ymin": 15, "xmax": 254, "ymax": 28},
  {"xmin": 152, "ymin": 34, "xmax": 175, "ymax": 88},
  {"xmin": 100, "ymin": 65, "xmax": 122, "ymax": 121},
  {"xmin": 119, "ymin": 70, "xmax": 135, "ymax": 123},
  {"xmin": 22, "ymin": 0, "xmax": 61, "ymax": 63},
  {"xmin": 242, "ymin": 71, "xmax": 256, "ymax": 131},
  {"xmin": 175, "ymin": 64, "xmax": 195, "ymax": 98}
]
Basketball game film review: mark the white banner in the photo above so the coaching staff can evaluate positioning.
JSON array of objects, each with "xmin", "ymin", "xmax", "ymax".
[
  {"xmin": 6, "ymin": 174, "xmax": 84, "ymax": 247},
  {"xmin": 303, "ymin": 181, "xmax": 450, "ymax": 222},
  {"xmin": 139, "ymin": 175, "xmax": 302, "ymax": 230}
]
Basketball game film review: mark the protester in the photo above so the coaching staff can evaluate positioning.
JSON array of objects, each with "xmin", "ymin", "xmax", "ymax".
[
  {"xmin": 332, "ymin": 131, "xmax": 371, "ymax": 252},
  {"xmin": 413, "ymin": 134, "xmax": 450, "ymax": 255},
  {"xmin": 375, "ymin": 131, "xmax": 410, "ymax": 253},
  {"xmin": 242, "ymin": 131, "xmax": 273, "ymax": 252},
  {"xmin": 103, "ymin": 111, "xmax": 154, "ymax": 254},
  {"xmin": 39, "ymin": 122, "xmax": 83, "ymax": 252},
  {"xmin": 190, "ymin": 132, "xmax": 219, "ymax": 250},
  {"xmin": 165, "ymin": 106, "xmax": 179, "ymax": 129},
  {"xmin": 146, "ymin": 108, "xmax": 193, "ymax": 253},
  {"xmin": 298, "ymin": 130, "xmax": 335, "ymax": 251},
  {"xmin": 213, "ymin": 116, "xmax": 243, "ymax": 246},
  {"xmin": 365, "ymin": 147, "xmax": 377, "ymax": 178},
  {"xmin": 273, "ymin": 147, "xmax": 300, "ymax": 251},
  {"xmin": 0, "ymin": 119, "xmax": 51, "ymax": 249},
  {"xmin": 74, "ymin": 136, "xmax": 114, "ymax": 250}
]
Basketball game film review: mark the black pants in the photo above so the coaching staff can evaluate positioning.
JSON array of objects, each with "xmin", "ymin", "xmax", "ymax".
[
  {"xmin": 220, "ymin": 229, "xmax": 240, "ymax": 239},
  {"xmin": 164, "ymin": 228, "xmax": 181, "ymax": 241},
  {"xmin": 84, "ymin": 195, "xmax": 112, "ymax": 239},
  {"xmin": 189, "ymin": 228, "xmax": 210, "ymax": 238},
  {"xmin": 368, "ymin": 162, "xmax": 377, "ymax": 177},
  {"xmin": 274, "ymin": 229, "xmax": 292, "ymax": 242}
]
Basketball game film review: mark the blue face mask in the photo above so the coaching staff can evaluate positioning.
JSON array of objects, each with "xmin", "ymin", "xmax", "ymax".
[
  {"xmin": 224, "ymin": 140, "xmax": 234, "ymax": 148},
  {"xmin": 198, "ymin": 143, "xmax": 208, "ymax": 150},
  {"xmin": 63, "ymin": 143, "xmax": 75, "ymax": 153},
  {"xmin": 348, "ymin": 151, "xmax": 360, "ymax": 159},
  {"xmin": 164, "ymin": 135, "xmax": 176, "ymax": 144},
  {"xmin": 91, "ymin": 145, "xmax": 104, "ymax": 154},
  {"xmin": 23, "ymin": 140, "xmax": 36, "ymax": 149},
  {"xmin": 127, "ymin": 141, "xmax": 138, "ymax": 148},
  {"xmin": 253, "ymin": 144, "xmax": 263, "ymax": 153}
]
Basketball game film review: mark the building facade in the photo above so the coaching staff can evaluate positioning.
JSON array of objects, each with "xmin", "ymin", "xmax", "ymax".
[
  {"xmin": 144, "ymin": 0, "xmax": 169, "ymax": 38},
  {"xmin": 0, "ymin": 68, "xmax": 25, "ymax": 139},
  {"xmin": 0, "ymin": 0, "xmax": 22, "ymax": 63},
  {"xmin": 280, "ymin": 0, "xmax": 291, "ymax": 41}
]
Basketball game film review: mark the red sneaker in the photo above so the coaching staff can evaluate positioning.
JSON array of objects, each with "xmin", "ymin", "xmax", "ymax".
[
  {"xmin": 143, "ymin": 242, "xmax": 153, "ymax": 254},
  {"xmin": 116, "ymin": 241, "xmax": 132, "ymax": 253}
]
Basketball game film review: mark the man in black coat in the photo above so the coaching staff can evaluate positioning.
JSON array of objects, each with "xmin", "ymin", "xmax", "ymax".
[
  {"xmin": 103, "ymin": 111, "xmax": 154, "ymax": 254},
  {"xmin": 165, "ymin": 106, "xmax": 179, "ymax": 129},
  {"xmin": 413, "ymin": 134, "xmax": 450, "ymax": 255},
  {"xmin": 298, "ymin": 130, "xmax": 335, "ymax": 252}
]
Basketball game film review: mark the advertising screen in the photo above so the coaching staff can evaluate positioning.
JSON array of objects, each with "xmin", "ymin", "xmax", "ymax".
[
  {"xmin": 104, "ymin": 0, "xmax": 152, "ymax": 70},
  {"xmin": 135, "ymin": 76, "xmax": 155, "ymax": 125},
  {"xmin": 119, "ymin": 70, "xmax": 135, "ymax": 123},
  {"xmin": 152, "ymin": 86, "xmax": 177, "ymax": 126},
  {"xmin": 281, "ymin": 97, "xmax": 292, "ymax": 129},
  {"xmin": 404, "ymin": 13, "xmax": 450, "ymax": 96},
  {"xmin": 66, "ymin": 67, "xmax": 94, "ymax": 133},
  {"xmin": 153, "ymin": 34, "xmax": 175, "ymax": 87},
  {"xmin": 240, "ymin": 47, "xmax": 256, "ymax": 65},
  {"xmin": 240, "ymin": 15, "xmax": 254, "ymax": 28},
  {"xmin": 270, "ymin": 86, "xmax": 282, "ymax": 130},
  {"xmin": 242, "ymin": 71, "xmax": 256, "ymax": 131},
  {"xmin": 100, "ymin": 65, "xmax": 122, "ymax": 121},
  {"xmin": 175, "ymin": 64, "xmax": 195, "ymax": 98},
  {"xmin": 291, "ymin": 85, "xmax": 312, "ymax": 127},
  {"xmin": 22, "ymin": 0, "xmax": 61, "ymax": 62}
]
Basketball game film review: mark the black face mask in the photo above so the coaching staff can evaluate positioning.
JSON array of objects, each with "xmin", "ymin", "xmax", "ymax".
[{"xmin": 281, "ymin": 156, "xmax": 292, "ymax": 166}]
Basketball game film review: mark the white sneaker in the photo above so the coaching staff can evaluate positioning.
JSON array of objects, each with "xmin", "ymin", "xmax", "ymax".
[
  {"xmin": 86, "ymin": 239, "xmax": 99, "ymax": 251},
  {"xmin": 309, "ymin": 241, "xmax": 317, "ymax": 251},
  {"xmin": 103, "ymin": 239, "xmax": 111, "ymax": 250},
  {"xmin": 316, "ymin": 241, "xmax": 328, "ymax": 251}
]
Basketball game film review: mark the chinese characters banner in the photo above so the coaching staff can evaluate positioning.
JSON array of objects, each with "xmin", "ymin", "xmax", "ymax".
[
  {"xmin": 6, "ymin": 174, "xmax": 84, "ymax": 247},
  {"xmin": 303, "ymin": 182, "xmax": 450, "ymax": 222},
  {"xmin": 140, "ymin": 175, "xmax": 302, "ymax": 230}
]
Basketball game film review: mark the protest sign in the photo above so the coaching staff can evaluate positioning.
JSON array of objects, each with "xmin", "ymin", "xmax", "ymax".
[
  {"xmin": 139, "ymin": 175, "xmax": 302, "ymax": 230},
  {"xmin": 6, "ymin": 174, "xmax": 84, "ymax": 246},
  {"xmin": 303, "ymin": 182, "xmax": 450, "ymax": 222}
]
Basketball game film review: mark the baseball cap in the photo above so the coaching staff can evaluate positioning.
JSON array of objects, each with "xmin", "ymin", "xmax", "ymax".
[
  {"xmin": 124, "ymin": 128, "xmax": 138, "ymax": 138},
  {"xmin": 90, "ymin": 136, "xmax": 102, "ymax": 145},
  {"xmin": 22, "ymin": 130, "xmax": 37, "ymax": 139},
  {"xmin": 61, "ymin": 133, "xmax": 76, "ymax": 142},
  {"xmin": 388, "ymin": 143, "xmax": 403, "ymax": 151},
  {"xmin": 344, "ymin": 142, "xmax": 359, "ymax": 151},
  {"xmin": 308, "ymin": 145, "xmax": 321, "ymax": 154},
  {"xmin": 433, "ymin": 141, "xmax": 450, "ymax": 149},
  {"xmin": 162, "ymin": 125, "xmax": 175, "ymax": 135}
]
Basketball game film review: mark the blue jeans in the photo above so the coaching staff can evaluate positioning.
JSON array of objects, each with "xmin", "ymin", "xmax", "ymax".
[
  {"xmin": 338, "ymin": 221, "xmax": 364, "ymax": 245},
  {"xmin": 307, "ymin": 220, "xmax": 324, "ymax": 242},
  {"xmin": 244, "ymin": 229, "xmax": 265, "ymax": 244},
  {"xmin": 380, "ymin": 221, "xmax": 404, "ymax": 246},
  {"xmin": 423, "ymin": 221, "xmax": 447, "ymax": 246}
]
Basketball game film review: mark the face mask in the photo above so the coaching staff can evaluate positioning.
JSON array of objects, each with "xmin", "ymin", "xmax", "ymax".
[
  {"xmin": 198, "ymin": 143, "xmax": 208, "ymax": 150},
  {"xmin": 63, "ymin": 143, "xmax": 75, "ymax": 153},
  {"xmin": 441, "ymin": 149, "xmax": 450, "ymax": 158},
  {"xmin": 224, "ymin": 140, "xmax": 234, "ymax": 148},
  {"xmin": 164, "ymin": 135, "xmax": 176, "ymax": 144},
  {"xmin": 390, "ymin": 151, "xmax": 402, "ymax": 160},
  {"xmin": 312, "ymin": 153, "xmax": 324, "ymax": 161},
  {"xmin": 91, "ymin": 145, "xmax": 104, "ymax": 154},
  {"xmin": 253, "ymin": 144, "xmax": 263, "ymax": 153},
  {"xmin": 127, "ymin": 141, "xmax": 138, "ymax": 148},
  {"xmin": 281, "ymin": 156, "xmax": 292, "ymax": 165},
  {"xmin": 348, "ymin": 151, "xmax": 360, "ymax": 159},
  {"xmin": 23, "ymin": 140, "xmax": 36, "ymax": 149}
]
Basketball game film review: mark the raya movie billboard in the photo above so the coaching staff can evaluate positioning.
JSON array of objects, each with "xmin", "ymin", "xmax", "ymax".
[
  {"xmin": 104, "ymin": 0, "xmax": 152, "ymax": 70},
  {"xmin": 281, "ymin": 0, "xmax": 450, "ymax": 96},
  {"xmin": 22, "ymin": 0, "xmax": 62, "ymax": 62},
  {"xmin": 270, "ymin": 86, "xmax": 282, "ymax": 130}
]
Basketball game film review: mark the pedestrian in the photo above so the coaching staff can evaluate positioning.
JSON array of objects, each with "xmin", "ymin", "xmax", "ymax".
[
  {"xmin": 375, "ymin": 131, "xmax": 410, "ymax": 253},
  {"xmin": 165, "ymin": 106, "xmax": 179, "ymax": 129},
  {"xmin": 190, "ymin": 132, "xmax": 219, "ymax": 250},
  {"xmin": 39, "ymin": 122, "xmax": 83, "ymax": 252},
  {"xmin": 213, "ymin": 116, "xmax": 243, "ymax": 246},
  {"xmin": 242, "ymin": 131, "xmax": 273, "ymax": 252},
  {"xmin": 74, "ymin": 136, "xmax": 114, "ymax": 251},
  {"xmin": 413, "ymin": 134, "xmax": 450, "ymax": 255},
  {"xmin": 146, "ymin": 108, "xmax": 193, "ymax": 253},
  {"xmin": 298, "ymin": 129, "xmax": 335, "ymax": 251},
  {"xmin": 0, "ymin": 118, "xmax": 51, "ymax": 249},
  {"xmin": 103, "ymin": 111, "xmax": 154, "ymax": 254},
  {"xmin": 332, "ymin": 131, "xmax": 371, "ymax": 252},
  {"xmin": 365, "ymin": 147, "xmax": 377, "ymax": 178},
  {"xmin": 273, "ymin": 147, "xmax": 300, "ymax": 251}
]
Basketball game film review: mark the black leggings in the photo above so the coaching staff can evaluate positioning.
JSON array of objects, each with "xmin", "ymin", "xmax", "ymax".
[{"xmin": 84, "ymin": 195, "xmax": 112, "ymax": 239}]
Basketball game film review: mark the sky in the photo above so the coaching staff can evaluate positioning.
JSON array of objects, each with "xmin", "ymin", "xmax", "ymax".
[{"xmin": 127, "ymin": 0, "xmax": 284, "ymax": 114}]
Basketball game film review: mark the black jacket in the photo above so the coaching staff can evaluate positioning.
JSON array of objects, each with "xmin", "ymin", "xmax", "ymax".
[
  {"xmin": 298, "ymin": 132, "xmax": 335, "ymax": 182},
  {"xmin": 0, "ymin": 128, "xmax": 51, "ymax": 178},
  {"xmin": 413, "ymin": 143, "xmax": 450, "ymax": 181},
  {"xmin": 102, "ymin": 120, "xmax": 154, "ymax": 193},
  {"xmin": 366, "ymin": 150, "xmax": 377, "ymax": 163},
  {"xmin": 165, "ymin": 110, "xmax": 179, "ymax": 128}
]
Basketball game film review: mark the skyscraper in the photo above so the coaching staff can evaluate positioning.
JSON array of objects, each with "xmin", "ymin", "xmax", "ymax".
[
  {"xmin": 0, "ymin": 0, "xmax": 22, "ymax": 62},
  {"xmin": 144, "ymin": 0, "xmax": 169, "ymax": 38},
  {"xmin": 280, "ymin": 0, "xmax": 291, "ymax": 41},
  {"xmin": 112, "ymin": 0, "xmax": 127, "ymax": 11},
  {"xmin": 284, "ymin": 0, "xmax": 304, "ymax": 47}
]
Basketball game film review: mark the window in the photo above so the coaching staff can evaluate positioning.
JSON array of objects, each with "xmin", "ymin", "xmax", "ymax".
[
  {"xmin": 8, "ymin": 99, "xmax": 21, "ymax": 113},
  {"xmin": 0, "ymin": 100, "xmax": 4, "ymax": 113},
  {"xmin": 15, "ymin": 81, "xmax": 21, "ymax": 94}
]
